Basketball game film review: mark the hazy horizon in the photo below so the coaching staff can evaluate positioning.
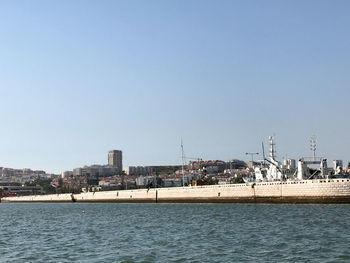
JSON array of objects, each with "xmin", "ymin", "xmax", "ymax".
[{"xmin": 1, "ymin": 1, "xmax": 349, "ymax": 173}]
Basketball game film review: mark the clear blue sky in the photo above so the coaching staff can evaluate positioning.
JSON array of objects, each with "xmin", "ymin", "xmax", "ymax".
[{"xmin": 0, "ymin": 0, "xmax": 349, "ymax": 173}]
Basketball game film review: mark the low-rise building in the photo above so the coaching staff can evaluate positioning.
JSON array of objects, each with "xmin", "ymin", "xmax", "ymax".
[
  {"xmin": 0, "ymin": 183, "xmax": 44, "ymax": 196},
  {"xmin": 162, "ymin": 178, "xmax": 182, "ymax": 187},
  {"xmin": 61, "ymin": 171, "xmax": 73, "ymax": 178},
  {"xmin": 136, "ymin": 176, "xmax": 156, "ymax": 187},
  {"xmin": 125, "ymin": 166, "xmax": 154, "ymax": 176},
  {"xmin": 73, "ymin": 165, "xmax": 120, "ymax": 177}
]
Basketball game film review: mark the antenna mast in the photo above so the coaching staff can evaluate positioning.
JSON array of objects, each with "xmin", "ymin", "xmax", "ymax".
[
  {"xmin": 262, "ymin": 142, "xmax": 266, "ymax": 165},
  {"xmin": 310, "ymin": 136, "xmax": 317, "ymax": 161}
]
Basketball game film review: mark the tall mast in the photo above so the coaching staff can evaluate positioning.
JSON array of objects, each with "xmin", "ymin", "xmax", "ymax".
[{"xmin": 181, "ymin": 138, "xmax": 185, "ymax": 187}]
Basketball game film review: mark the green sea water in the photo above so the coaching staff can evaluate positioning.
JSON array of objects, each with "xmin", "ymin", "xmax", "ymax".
[{"xmin": 0, "ymin": 203, "xmax": 349, "ymax": 262}]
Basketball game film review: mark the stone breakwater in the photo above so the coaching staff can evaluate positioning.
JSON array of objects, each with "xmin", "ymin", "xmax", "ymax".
[{"xmin": 2, "ymin": 178, "xmax": 350, "ymax": 204}]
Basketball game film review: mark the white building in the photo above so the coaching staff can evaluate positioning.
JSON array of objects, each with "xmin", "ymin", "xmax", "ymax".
[{"xmin": 61, "ymin": 171, "xmax": 73, "ymax": 178}]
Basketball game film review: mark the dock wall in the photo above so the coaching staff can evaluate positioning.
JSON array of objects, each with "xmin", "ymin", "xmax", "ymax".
[{"xmin": 2, "ymin": 178, "xmax": 350, "ymax": 204}]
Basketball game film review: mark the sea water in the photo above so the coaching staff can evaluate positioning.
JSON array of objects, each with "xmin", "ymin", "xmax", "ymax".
[{"xmin": 0, "ymin": 203, "xmax": 349, "ymax": 262}]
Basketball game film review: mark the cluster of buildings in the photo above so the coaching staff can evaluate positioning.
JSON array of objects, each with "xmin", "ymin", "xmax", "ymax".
[
  {"xmin": 62, "ymin": 150, "xmax": 123, "ymax": 178},
  {"xmin": 188, "ymin": 159, "xmax": 247, "ymax": 174},
  {"xmin": 0, "ymin": 167, "xmax": 59, "ymax": 196},
  {"xmin": 53, "ymin": 149, "xmax": 255, "ymax": 191},
  {"xmin": 0, "ymin": 148, "xmax": 287, "ymax": 195},
  {"xmin": 2, "ymin": 146, "xmax": 350, "ymax": 196},
  {"xmin": 0, "ymin": 167, "xmax": 58, "ymax": 183}
]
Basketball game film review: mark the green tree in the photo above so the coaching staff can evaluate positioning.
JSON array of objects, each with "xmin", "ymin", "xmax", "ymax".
[
  {"xmin": 196, "ymin": 177, "xmax": 218, "ymax": 186},
  {"xmin": 232, "ymin": 176, "xmax": 245, "ymax": 184}
]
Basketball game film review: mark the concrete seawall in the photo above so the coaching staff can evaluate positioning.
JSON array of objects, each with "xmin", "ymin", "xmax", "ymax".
[{"xmin": 2, "ymin": 178, "xmax": 350, "ymax": 204}]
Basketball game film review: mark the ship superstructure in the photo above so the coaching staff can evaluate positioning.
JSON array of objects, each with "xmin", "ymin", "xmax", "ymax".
[{"xmin": 255, "ymin": 136, "xmax": 348, "ymax": 182}]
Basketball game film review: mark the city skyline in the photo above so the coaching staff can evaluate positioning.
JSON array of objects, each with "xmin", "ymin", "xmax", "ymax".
[{"xmin": 1, "ymin": 1, "xmax": 350, "ymax": 173}]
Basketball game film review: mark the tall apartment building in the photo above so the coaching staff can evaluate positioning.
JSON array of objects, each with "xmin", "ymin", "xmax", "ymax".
[{"xmin": 108, "ymin": 150, "xmax": 123, "ymax": 172}]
